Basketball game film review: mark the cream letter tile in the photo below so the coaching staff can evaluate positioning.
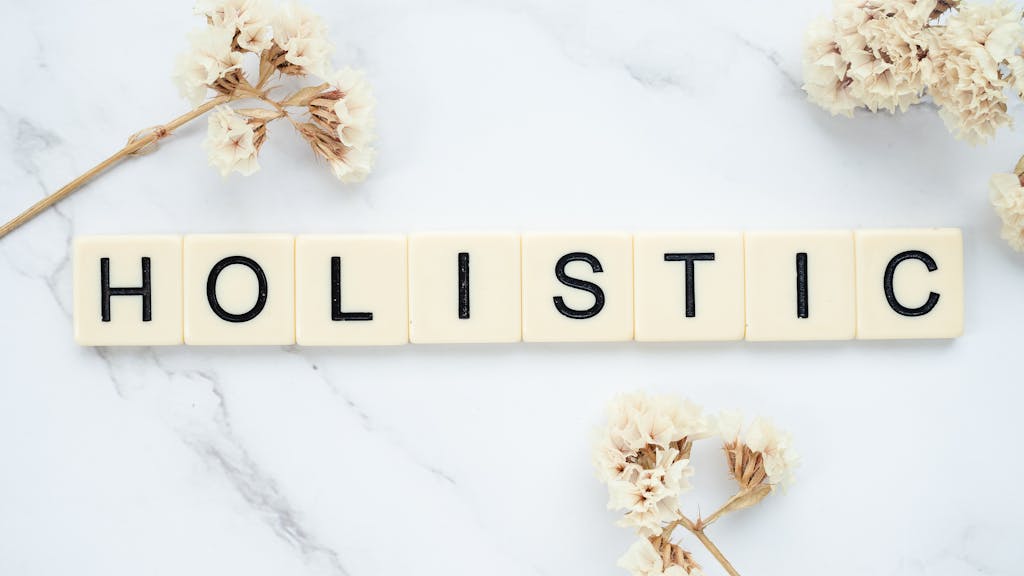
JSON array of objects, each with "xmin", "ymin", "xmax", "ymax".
[
  {"xmin": 408, "ymin": 233, "xmax": 521, "ymax": 343},
  {"xmin": 184, "ymin": 234, "xmax": 295, "ymax": 345},
  {"xmin": 745, "ymin": 230, "xmax": 856, "ymax": 341},
  {"xmin": 522, "ymin": 233, "xmax": 633, "ymax": 342},
  {"xmin": 855, "ymin": 228, "xmax": 963, "ymax": 340},
  {"xmin": 295, "ymin": 235, "xmax": 408, "ymax": 346},
  {"xmin": 634, "ymin": 231, "xmax": 745, "ymax": 342},
  {"xmin": 74, "ymin": 235, "xmax": 183, "ymax": 346}
]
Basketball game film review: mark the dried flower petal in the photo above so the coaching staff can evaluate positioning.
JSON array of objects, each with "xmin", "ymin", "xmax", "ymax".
[{"xmin": 990, "ymin": 172, "xmax": 1024, "ymax": 251}]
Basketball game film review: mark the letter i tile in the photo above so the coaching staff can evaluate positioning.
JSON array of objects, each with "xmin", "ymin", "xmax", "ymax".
[
  {"xmin": 408, "ymin": 233, "xmax": 521, "ymax": 343},
  {"xmin": 744, "ymin": 230, "xmax": 856, "ymax": 341}
]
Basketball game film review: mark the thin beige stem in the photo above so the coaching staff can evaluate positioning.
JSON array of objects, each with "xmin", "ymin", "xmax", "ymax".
[
  {"xmin": 701, "ymin": 491, "xmax": 744, "ymax": 528},
  {"xmin": 0, "ymin": 94, "xmax": 232, "ymax": 240},
  {"xmin": 677, "ymin": 516, "xmax": 742, "ymax": 576}
]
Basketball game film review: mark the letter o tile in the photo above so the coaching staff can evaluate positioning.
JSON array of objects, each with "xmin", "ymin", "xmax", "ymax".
[{"xmin": 184, "ymin": 235, "xmax": 295, "ymax": 345}]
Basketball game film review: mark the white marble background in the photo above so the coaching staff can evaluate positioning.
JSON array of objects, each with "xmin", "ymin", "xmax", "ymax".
[{"xmin": 2, "ymin": 0, "xmax": 1023, "ymax": 574}]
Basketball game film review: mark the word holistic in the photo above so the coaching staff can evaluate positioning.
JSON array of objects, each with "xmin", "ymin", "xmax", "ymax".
[{"xmin": 72, "ymin": 229, "xmax": 964, "ymax": 346}]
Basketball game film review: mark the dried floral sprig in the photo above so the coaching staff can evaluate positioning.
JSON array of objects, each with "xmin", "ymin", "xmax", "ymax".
[
  {"xmin": 801, "ymin": 0, "xmax": 1024, "ymax": 144},
  {"xmin": 801, "ymin": 0, "xmax": 1024, "ymax": 254},
  {"xmin": 594, "ymin": 393, "xmax": 799, "ymax": 576},
  {"xmin": 0, "ymin": 0, "xmax": 375, "ymax": 240}
]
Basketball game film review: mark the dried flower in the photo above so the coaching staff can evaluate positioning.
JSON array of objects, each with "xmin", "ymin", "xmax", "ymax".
[
  {"xmin": 594, "ymin": 393, "xmax": 709, "ymax": 537},
  {"xmin": 802, "ymin": 0, "xmax": 1024, "ymax": 142},
  {"xmin": 307, "ymin": 67, "xmax": 376, "ymax": 150},
  {"xmin": 618, "ymin": 538, "xmax": 704, "ymax": 576},
  {"xmin": 296, "ymin": 122, "xmax": 375, "ymax": 183},
  {"xmin": 606, "ymin": 446, "xmax": 693, "ymax": 537},
  {"xmin": 928, "ymin": 1, "xmax": 1023, "ymax": 144},
  {"xmin": 595, "ymin": 393, "xmax": 798, "ymax": 576},
  {"xmin": 600, "ymin": 392, "xmax": 711, "ymax": 459},
  {"xmin": 0, "ymin": 0, "xmax": 377, "ymax": 240},
  {"xmin": 203, "ymin": 105, "xmax": 265, "ymax": 176},
  {"xmin": 803, "ymin": 17, "xmax": 861, "ymax": 117},
  {"xmin": 718, "ymin": 412, "xmax": 799, "ymax": 494},
  {"xmin": 195, "ymin": 0, "xmax": 274, "ymax": 53},
  {"xmin": 175, "ymin": 0, "xmax": 375, "ymax": 184},
  {"xmin": 990, "ymin": 172, "xmax": 1024, "ymax": 251},
  {"xmin": 173, "ymin": 26, "xmax": 245, "ymax": 106},
  {"xmin": 802, "ymin": 0, "xmax": 937, "ymax": 116},
  {"xmin": 835, "ymin": 0, "xmax": 936, "ymax": 112},
  {"xmin": 271, "ymin": 1, "xmax": 333, "ymax": 78}
]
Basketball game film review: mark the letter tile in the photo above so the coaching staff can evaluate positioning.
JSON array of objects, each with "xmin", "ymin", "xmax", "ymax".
[
  {"xmin": 634, "ymin": 231, "xmax": 745, "ymax": 342},
  {"xmin": 295, "ymin": 235, "xmax": 408, "ymax": 346},
  {"xmin": 408, "ymin": 233, "xmax": 521, "ymax": 343},
  {"xmin": 855, "ymin": 228, "xmax": 963, "ymax": 340},
  {"xmin": 522, "ymin": 233, "xmax": 633, "ymax": 342},
  {"xmin": 744, "ymin": 230, "xmax": 856, "ymax": 341},
  {"xmin": 184, "ymin": 234, "xmax": 295, "ymax": 345},
  {"xmin": 73, "ymin": 235, "xmax": 183, "ymax": 346}
]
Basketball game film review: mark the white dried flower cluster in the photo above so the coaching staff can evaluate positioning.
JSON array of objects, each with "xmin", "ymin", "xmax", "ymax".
[
  {"xmin": 618, "ymin": 538, "xmax": 704, "ymax": 576},
  {"xmin": 594, "ymin": 393, "xmax": 797, "ymax": 576},
  {"xmin": 803, "ymin": 0, "xmax": 937, "ymax": 117},
  {"xmin": 989, "ymin": 173, "xmax": 1024, "ymax": 251},
  {"xmin": 802, "ymin": 0, "xmax": 1024, "ymax": 144},
  {"xmin": 173, "ymin": 0, "xmax": 376, "ymax": 182},
  {"xmin": 594, "ymin": 393, "xmax": 710, "ymax": 537},
  {"xmin": 718, "ymin": 411, "xmax": 799, "ymax": 491},
  {"xmin": 203, "ymin": 106, "xmax": 264, "ymax": 176},
  {"xmin": 930, "ymin": 1, "xmax": 1024, "ymax": 144}
]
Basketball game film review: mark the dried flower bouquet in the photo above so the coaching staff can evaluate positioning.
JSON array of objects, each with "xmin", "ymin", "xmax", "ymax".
[
  {"xmin": 594, "ymin": 393, "xmax": 798, "ymax": 576},
  {"xmin": 801, "ymin": 0, "xmax": 1024, "ymax": 252},
  {"xmin": 0, "ymin": 0, "xmax": 375, "ymax": 240}
]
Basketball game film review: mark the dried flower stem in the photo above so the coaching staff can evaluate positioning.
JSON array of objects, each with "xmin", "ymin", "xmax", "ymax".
[
  {"xmin": 677, "ymin": 515, "xmax": 741, "ymax": 576},
  {"xmin": 663, "ymin": 514, "xmax": 742, "ymax": 576},
  {"xmin": 0, "ymin": 94, "xmax": 234, "ymax": 240}
]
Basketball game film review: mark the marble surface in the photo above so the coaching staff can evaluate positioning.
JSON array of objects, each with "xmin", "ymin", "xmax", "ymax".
[{"xmin": 3, "ymin": 1, "xmax": 1024, "ymax": 574}]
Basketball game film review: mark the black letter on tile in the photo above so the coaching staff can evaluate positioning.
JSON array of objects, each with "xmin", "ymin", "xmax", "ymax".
[
  {"xmin": 458, "ymin": 252, "xmax": 470, "ymax": 319},
  {"xmin": 664, "ymin": 253, "xmax": 715, "ymax": 318},
  {"xmin": 796, "ymin": 252, "xmax": 809, "ymax": 319},
  {"xmin": 883, "ymin": 250, "xmax": 940, "ymax": 317},
  {"xmin": 553, "ymin": 252, "xmax": 605, "ymax": 319},
  {"xmin": 100, "ymin": 257, "xmax": 152, "ymax": 322},
  {"xmin": 206, "ymin": 256, "xmax": 268, "ymax": 323},
  {"xmin": 331, "ymin": 257, "xmax": 373, "ymax": 321}
]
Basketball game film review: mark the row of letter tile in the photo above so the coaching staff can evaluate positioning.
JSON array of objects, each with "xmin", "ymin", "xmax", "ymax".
[{"xmin": 72, "ymin": 230, "xmax": 964, "ymax": 346}]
